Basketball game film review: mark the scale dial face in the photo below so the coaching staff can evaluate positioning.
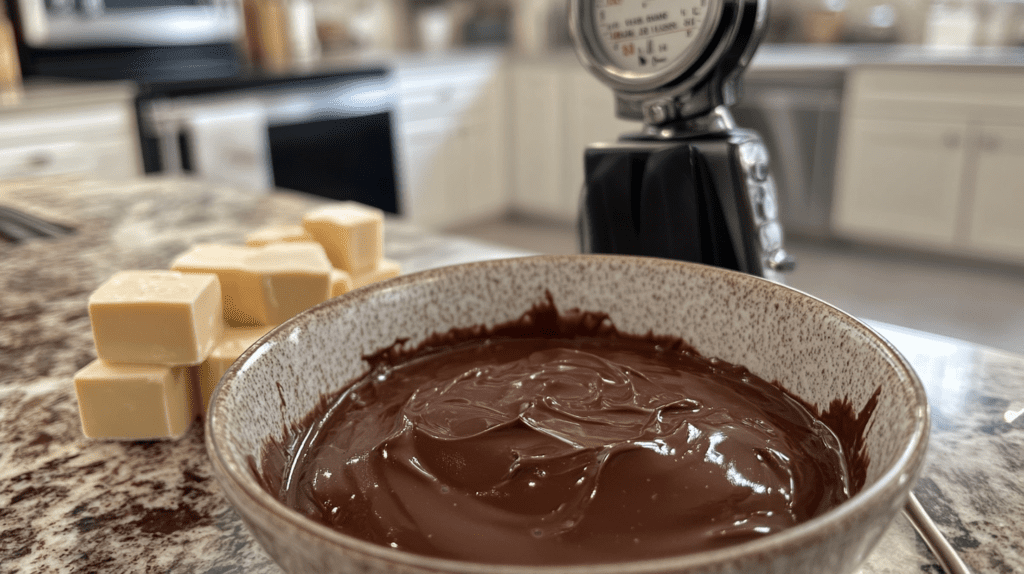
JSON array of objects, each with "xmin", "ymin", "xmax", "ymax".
[{"xmin": 588, "ymin": 0, "xmax": 722, "ymax": 83}]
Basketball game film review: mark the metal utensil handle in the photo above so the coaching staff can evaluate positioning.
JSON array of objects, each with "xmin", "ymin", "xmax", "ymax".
[{"xmin": 904, "ymin": 492, "xmax": 974, "ymax": 574}]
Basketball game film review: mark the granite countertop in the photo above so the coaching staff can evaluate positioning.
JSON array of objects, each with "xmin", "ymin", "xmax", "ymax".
[
  {"xmin": 1, "ymin": 177, "xmax": 1022, "ymax": 573},
  {"xmin": 749, "ymin": 43, "xmax": 1024, "ymax": 72},
  {"xmin": 511, "ymin": 43, "xmax": 1024, "ymax": 74},
  {"xmin": 2, "ymin": 81, "xmax": 138, "ymax": 115},
  {"xmin": 270, "ymin": 43, "xmax": 1024, "ymax": 82}
]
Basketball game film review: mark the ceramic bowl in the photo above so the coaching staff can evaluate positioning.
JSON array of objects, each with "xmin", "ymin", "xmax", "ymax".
[{"xmin": 206, "ymin": 255, "xmax": 929, "ymax": 574}]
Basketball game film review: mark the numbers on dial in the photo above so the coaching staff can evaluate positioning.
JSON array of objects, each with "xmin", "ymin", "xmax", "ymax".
[{"xmin": 594, "ymin": 0, "xmax": 714, "ymax": 74}]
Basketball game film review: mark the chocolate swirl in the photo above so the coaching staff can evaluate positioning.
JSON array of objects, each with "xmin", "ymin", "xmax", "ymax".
[{"xmin": 267, "ymin": 322, "xmax": 851, "ymax": 565}]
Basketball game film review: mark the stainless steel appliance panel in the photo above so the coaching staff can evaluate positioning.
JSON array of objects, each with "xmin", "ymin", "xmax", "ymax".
[{"xmin": 732, "ymin": 70, "xmax": 845, "ymax": 238}]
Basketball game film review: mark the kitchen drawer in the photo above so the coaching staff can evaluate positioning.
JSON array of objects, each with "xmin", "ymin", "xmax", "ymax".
[
  {"xmin": 397, "ymin": 79, "xmax": 489, "ymax": 125},
  {"xmin": 0, "ymin": 138, "xmax": 139, "ymax": 181},
  {"xmin": 0, "ymin": 102, "xmax": 130, "ymax": 145},
  {"xmin": 401, "ymin": 116, "xmax": 458, "ymax": 139},
  {"xmin": 0, "ymin": 139, "xmax": 139, "ymax": 181},
  {"xmin": 394, "ymin": 57, "xmax": 499, "ymax": 124},
  {"xmin": 0, "ymin": 91, "xmax": 141, "ymax": 180},
  {"xmin": 0, "ymin": 140, "xmax": 98, "ymax": 180},
  {"xmin": 845, "ymin": 67, "xmax": 1024, "ymax": 125}
]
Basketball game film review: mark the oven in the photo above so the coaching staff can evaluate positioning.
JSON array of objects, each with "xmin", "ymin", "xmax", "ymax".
[
  {"xmin": 13, "ymin": 0, "xmax": 240, "ymax": 49},
  {"xmin": 137, "ymin": 68, "xmax": 400, "ymax": 214},
  {"xmin": 8, "ymin": 0, "xmax": 245, "ymax": 83}
]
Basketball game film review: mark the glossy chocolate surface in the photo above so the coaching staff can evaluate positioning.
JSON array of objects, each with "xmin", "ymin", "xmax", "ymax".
[{"xmin": 260, "ymin": 301, "xmax": 854, "ymax": 565}]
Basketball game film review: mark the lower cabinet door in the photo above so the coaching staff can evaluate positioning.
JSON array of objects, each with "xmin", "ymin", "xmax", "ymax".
[
  {"xmin": 834, "ymin": 117, "xmax": 966, "ymax": 248},
  {"xmin": 966, "ymin": 123, "xmax": 1024, "ymax": 262},
  {"xmin": 510, "ymin": 63, "xmax": 564, "ymax": 219}
]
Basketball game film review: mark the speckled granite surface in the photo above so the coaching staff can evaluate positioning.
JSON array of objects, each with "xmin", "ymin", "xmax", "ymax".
[{"xmin": 1, "ymin": 177, "xmax": 1021, "ymax": 573}]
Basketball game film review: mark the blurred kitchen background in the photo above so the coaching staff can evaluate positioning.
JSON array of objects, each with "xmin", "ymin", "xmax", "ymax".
[{"xmin": 2, "ymin": 0, "xmax": 1024, "ymax": 353}]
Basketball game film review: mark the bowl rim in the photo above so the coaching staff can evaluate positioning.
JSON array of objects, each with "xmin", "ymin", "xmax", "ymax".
[{"xmin": 206, "ymin": 254, "xmax": 930, "ymax": 573}]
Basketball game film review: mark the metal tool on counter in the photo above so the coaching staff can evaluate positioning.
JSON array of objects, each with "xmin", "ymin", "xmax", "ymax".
[
  {"xmin": 569, "ymin": 0, "xmax": 793, "ymax": 278},
  {"xmin": 906, "ymin": 492, "xmax": 975, "ymax": 574},
  {"xmin": 0, "ymin": 204, "xmax": 76, "ymax": 243}
]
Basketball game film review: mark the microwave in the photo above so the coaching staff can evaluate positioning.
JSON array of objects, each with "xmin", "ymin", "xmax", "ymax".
[{"xmin": 14, "ymin": 0, "xmax": 241, "ymax": 49}]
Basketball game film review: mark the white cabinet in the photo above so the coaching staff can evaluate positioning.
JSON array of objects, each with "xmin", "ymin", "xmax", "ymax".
[
  {"xmin": 509, "ymin": 58, "xmax": 640, "ymax": 223},
  {"xmin": 509, "ymin": 62, "xmax": 564, "ymax": 218},
  {"xmin": 462, "ymin": 76, "xmax": 509, "ymax": 221},
  {"xmin": 0, "ymin": 83, "xmax": 141, "ymax": 182},
  {"xmin": 395, "ymin": 51, "xmax": 509, "ymax": 230},
  {"xmin": 833, "ymin": 67, "xmax": 1024, "ymax": 265},
  {"xmin": 834, "ymin": 117, "xmax": 966, "ymax": 248},
  {"xmin": 392, "ymin": 52, "xmax": 639, "ymax": 229},
  {"xmin": 966, "ymin": 123, "xmax": 1024, "ymax": 258}
]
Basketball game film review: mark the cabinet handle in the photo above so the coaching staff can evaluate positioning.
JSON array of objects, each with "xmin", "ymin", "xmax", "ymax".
[
  {"xmin": 942, "ymin": 132, "xmax": 960, "ymax": 149},
  {"xmin": 26, "ymin": 153, "xmax": 53, "ymax": 170}
]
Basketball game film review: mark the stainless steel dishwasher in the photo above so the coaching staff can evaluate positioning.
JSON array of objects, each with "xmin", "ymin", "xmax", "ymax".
[{"xmin": 732, "ymin": 68, "xmax": 845, "ymax": 238}]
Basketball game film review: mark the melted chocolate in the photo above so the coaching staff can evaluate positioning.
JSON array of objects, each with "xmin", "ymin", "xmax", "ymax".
[{"xmin": 257, "ymin": 297, "xmax": 872, "ymax": 565}]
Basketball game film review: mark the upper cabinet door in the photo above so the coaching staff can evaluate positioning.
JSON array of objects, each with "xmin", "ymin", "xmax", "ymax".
[
  {"xmin": 966, "ymin": 123, "xmax": 1024, "ymax": 262},
  {"xmin": 509, "ymin": 63, "xmax": 565, "ymax": 219},
  {"xmin": 833, "ymin": 117, "xmax": 967, "ymax": 249}
]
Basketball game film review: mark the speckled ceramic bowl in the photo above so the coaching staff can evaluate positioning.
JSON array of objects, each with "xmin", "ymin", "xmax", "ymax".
[{"xmin": 206, "ymin": 255, "xmax": 929, "ymax": 574}]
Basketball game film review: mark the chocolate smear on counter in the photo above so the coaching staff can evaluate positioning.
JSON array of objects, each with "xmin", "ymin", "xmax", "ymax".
[{"xmin": 252, "ymin": 293, "xmax": 878, "ymax": 565}]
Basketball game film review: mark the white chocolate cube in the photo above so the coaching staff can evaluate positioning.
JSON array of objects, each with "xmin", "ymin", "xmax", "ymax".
[
  {"xmin": 245, "ymin": 224, "xmax": 315, "ymax": 247},
  {"xmin": 194, "ymin": 325, "xmax": 272, "ymax": 413},
  {"xmin": 88, "ymin": 271, "xmax": 223, "ymax": 366},
  {"xmin": 74, "ymin": 359, "xmax": 196, "ymax": 440},
  {"xmin": 253, "ymin": 243, "xmax": 334, "ymax": 323},
  {"xmin": 330, "ymin": 268, "xmax": 353, "ymax": 298},
  {"xmin": 302, "ymin": 202, "xmax": 383, "ymax": 275},
  {"xmin": 171, "ymin": 242, "xmax": 332, "ymax": 326},
  {"xmin": 352, "ymin": 258, "xmax": 401, "ymax": 289}
]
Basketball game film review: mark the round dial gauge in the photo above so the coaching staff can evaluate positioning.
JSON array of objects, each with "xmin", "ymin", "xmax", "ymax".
[{"xmin": 592, "ymin": 0, "xmax": 719, "ymax": 76}]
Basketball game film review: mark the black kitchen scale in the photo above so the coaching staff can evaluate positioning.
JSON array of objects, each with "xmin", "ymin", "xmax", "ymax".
[{"xmin": 569, "ymin": 0, "xmax": 794, "ymax": 278}]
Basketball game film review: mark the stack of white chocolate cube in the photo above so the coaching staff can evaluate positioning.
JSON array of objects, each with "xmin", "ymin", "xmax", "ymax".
[{"xmin": 74, "ymin": 202, "xmax": 400, "ymax": 440}]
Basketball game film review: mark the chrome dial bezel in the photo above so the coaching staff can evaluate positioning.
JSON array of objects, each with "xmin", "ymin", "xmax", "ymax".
[{"xmin": 569, "ymin": 0, "xmax": 726, "ymax": 94}]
